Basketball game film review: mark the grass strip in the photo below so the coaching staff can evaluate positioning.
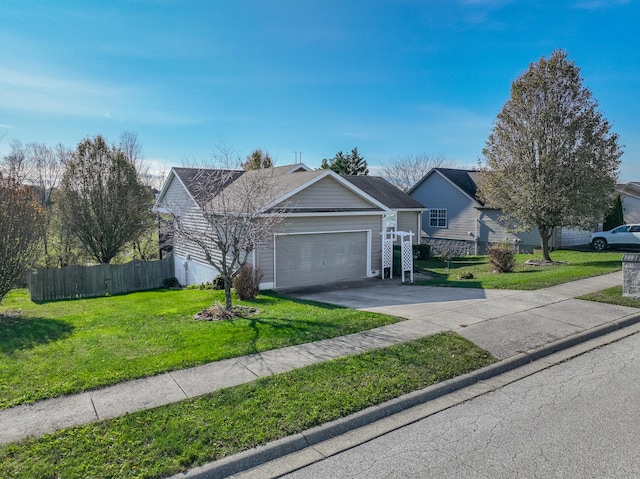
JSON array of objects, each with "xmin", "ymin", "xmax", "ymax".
[
  {"xmin": 415, "ymin": 250, "xmax": 622, "ymax": 290},
  {"xmin": 0, "ymin": 332, "xmax": 495, "ymax": 479},
  {"xmin": 0, "ymin": 289, "xmax": 401, "ymax": 410},
  {"xmin": 578, "ymin": 285, "xmax": 640, "ymax": 308}
]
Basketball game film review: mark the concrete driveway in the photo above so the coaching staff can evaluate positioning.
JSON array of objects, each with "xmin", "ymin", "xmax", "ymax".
[
  {"xmin": 286, "ymin": 273, "xmax": 638, "ymax": 360},
  {"xmin": 288, "ymin": 282, "xmax": 518, "ymax": 323}
]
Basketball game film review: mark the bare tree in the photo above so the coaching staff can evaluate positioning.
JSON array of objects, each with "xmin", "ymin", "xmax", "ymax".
[
  {"xmin": 0, "ymin": 140, "xmax": 74, "ymax": 267},
  {"xmin": 118, "ymin": 131, "xmax": 164, "ymax": 260},
  {"xmin": 380, "ymin": 154, "xmax": 461, "ymax": 192},
  {"xmin": 1, "ymin": 139, "xmax": 33, "ymax": 183},
  {"xmin": 181, "ymin": 139, "xmax": 242, "ymax": 170},
  {"xmin": 163, "ymin": 167, "xmax": 287, "ymax": 310},
  {"xmin": 0, "ymin": 174, "xmax": 44, "ymax": 302},
  {"xmin": 58, "ymin": 135, "xmax": 155, "ymax": 264},
  {"xmin": 119, "ymin": 130, "xmax": 155, "ymax": 185},
  {"xmin": 28, "ymin": 142, "xmax": 67, "ymax": 266}
]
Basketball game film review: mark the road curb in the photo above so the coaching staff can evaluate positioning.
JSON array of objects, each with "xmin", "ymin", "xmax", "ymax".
[{"xmin": 168, "ymin": 312, "xmax": 640, "ymax": 479}]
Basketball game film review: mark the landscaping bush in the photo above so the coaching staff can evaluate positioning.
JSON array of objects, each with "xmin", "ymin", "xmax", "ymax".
[
  {"xmin": 487, "ymin": 243, "xmax": 516, "ymax": 273},
  {"xmin": 212, "ymin": 274, "xmax": 225, "ymax": 290},
  {"xmin": 413, "ymin": 243, "xmax": 430, "ymax": 260},
  {"xmin": 163, "ymin": 277, "xmax": 181, "ymax": 288},
  {"xmin": 232, "ymin": 265, "xmax": 263, "ymax": 300}
]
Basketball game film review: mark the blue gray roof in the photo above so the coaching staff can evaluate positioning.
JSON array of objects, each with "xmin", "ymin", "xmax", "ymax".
[{"xmin": 434, "ymin": 168, "xmax": 483, "ymax": 205}]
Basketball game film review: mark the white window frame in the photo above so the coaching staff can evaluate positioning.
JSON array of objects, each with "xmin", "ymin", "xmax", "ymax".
[{"xmin": 429, "ymin": 208, "xmax": 447, "ymax": 228}]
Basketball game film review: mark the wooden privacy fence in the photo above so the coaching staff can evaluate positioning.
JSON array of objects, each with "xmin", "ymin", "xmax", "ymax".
[{"xmin": 27, "ymin": 255, "xmax": 175, "ymax": 301}]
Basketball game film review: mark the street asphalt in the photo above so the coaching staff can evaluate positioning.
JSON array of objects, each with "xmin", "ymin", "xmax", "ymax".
[{"xmin": 1, "ymin": 271, "xmax": 639, "ymax": 479}]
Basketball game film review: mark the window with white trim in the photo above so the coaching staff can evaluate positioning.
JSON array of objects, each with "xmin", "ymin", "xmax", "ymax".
[{"xmin": 429, "ymin": 209, "xmax": 447, "ymax": 228}]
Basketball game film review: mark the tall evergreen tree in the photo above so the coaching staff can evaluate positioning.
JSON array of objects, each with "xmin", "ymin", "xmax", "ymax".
[
  {"xmin": 320, "ymin": 147, "xmax": 369, "ymax": 175},
  {"xmin": 603, "ymin": 193, "xmax": 624, "ymax": 231},
  {"xmin": 241, "ymin": 148, "xmax": 273, "ymax": 170}
]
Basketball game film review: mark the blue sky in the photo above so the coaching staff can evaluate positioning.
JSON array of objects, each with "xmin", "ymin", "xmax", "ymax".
[{"xmin": 1, "ymin": 0, "xmax": 639, "ymax": 181}]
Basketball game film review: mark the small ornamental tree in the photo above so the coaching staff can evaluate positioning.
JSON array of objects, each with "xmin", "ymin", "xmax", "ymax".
[
  {"xmin": 0, "ymin": 174, "xmax": 44, "ymax": 302},
  {"xmin": 478, "ymin": 50, "xmax": 622, "ymax": 261},
  {"xmin": 165, "ymin": 168, "xmax": 287, "ymax": 310}
]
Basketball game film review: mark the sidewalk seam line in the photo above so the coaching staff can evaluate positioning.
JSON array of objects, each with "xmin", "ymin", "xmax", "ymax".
[
  {"xmin": 89, "ymin": 394, "xmax": 100, "ymax": 421},
  {"xmin": 235, "ymin": 358, "xmax": 261, "ymax": 379},
  {"xmin": 168, "ymin": 372, "xmax": 189, "ymax": 399}
]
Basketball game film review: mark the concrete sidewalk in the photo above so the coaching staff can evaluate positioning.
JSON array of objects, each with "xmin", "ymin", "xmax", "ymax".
[
  {"xmin": 289, "ymin": 271, "xmax": 635, "ymax": 360},
  {"xmin": 0, "ymin": 271, "xmax": 637, "ymax": 450}
]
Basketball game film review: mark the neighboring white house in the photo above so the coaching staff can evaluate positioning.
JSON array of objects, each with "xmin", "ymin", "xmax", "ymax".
[
  {"xmin": 155, "ymin": 164, "xmax": 425, "ymax": 289},
  {"xmin": 562, "ymin": 182, "xmax": 640, "ymax": 246},
  {"xmin": 616, "ymin": 182, "xmax": 640, "ymax": 224}
]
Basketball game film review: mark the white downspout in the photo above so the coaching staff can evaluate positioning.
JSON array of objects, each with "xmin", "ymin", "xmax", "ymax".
[{"xmin": 475, "ymin": 210, "xmax": 480, "ymax": 256}]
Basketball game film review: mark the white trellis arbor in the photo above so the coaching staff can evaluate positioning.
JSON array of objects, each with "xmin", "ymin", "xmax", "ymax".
[{"xmin": 381, "ymin": 229, "xmax": 414, "ymax": 284}]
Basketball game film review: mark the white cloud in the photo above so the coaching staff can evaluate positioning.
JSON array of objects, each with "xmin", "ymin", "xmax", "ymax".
[
  {"xmin": 0, "ymin": 67, "xmax": 125, "ymax": 118},
  {"xmin": 0, "ymin": 67, "xmax": 203, "ymax": 127}
]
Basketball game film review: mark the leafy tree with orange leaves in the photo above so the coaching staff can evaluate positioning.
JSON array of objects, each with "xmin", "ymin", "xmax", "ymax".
[{"xmin": 0, "ymin": 174, "xmax": 44, "ymax": 302}]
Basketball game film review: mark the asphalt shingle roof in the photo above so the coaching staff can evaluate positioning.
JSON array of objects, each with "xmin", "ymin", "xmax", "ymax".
[
  {"xmin": 172, "ymin": 167, "xmax": 243, "ymax": 206},
  {"xmin": 617, "ymin": 182, "xmax": 640, "ymax": 199},
  {"xmin": 342, "ymin": 175, "xmax": 425, "ymax": 209},
  {"xmin": 432, "ymin": 168, "xmax": 484, "ymax": 205},
  {"xmin": 170, "ymin": 165, "xmax": 424, "ymax": 212}
]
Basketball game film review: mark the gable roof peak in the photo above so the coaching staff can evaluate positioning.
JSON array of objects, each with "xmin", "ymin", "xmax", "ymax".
[{"xmin": 432, "ymin": 168, "xmax": 482, "ymax": 204}]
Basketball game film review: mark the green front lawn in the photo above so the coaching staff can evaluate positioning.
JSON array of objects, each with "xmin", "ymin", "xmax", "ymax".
[
  {"xmin": 0, "ymin": 288, "xmax": 401, "ymax": 410},
  {"xmin": 0, "ymin": 332, "xmax": 495, "ymax": 479},
  {"xmin": 415, "ymin": 250, "xmax": 622, "ymax": 290}
]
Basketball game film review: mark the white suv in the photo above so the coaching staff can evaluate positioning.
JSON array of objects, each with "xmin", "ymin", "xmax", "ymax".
[{"xmin": 590, "ymin": 224, "xmax": 640, "ymax": 251}]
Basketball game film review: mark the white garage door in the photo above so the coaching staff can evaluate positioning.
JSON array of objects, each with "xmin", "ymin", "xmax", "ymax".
[{"xmin": 275, "ymin": 232, "xmax": 368, "ymax": 288}]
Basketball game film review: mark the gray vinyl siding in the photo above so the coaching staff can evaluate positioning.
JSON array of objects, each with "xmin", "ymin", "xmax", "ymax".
[
  {"xmin": 411, "ymin": 173, "xmax": 478, "ymax": 241},
  {"xmin": 286, "ymin": 176, "xmax": 376, "ymax": 210},
  {"xmin": 396, "ymin": 211, "xmax": 421, "ymax": 244},
  {"xmin": 171, "ymin": 210, "xmax": 224, "ymax": 268},
  {"xmin": 161, "ymin": 175, "xmax": 197, "ymax": 211},
  {"xmin": 622, "ymin": 195, "xmax": 640, "ymax": 224},
  {"xmin": 479, "ymin": 210, "xmax": 541, "ymax": 247},
  {"xmin": 410, "ymin": 173, "xmax": 543, "ymax": 248},
  {"xmin": 255, "ymin": 241, "xmax": 275, "ymax": 284},
  {"xmin": 256, "ymin": 214, "xmax": 383, "ymax": 284},
  {"xmin": 159, "ymin": 176, "xmax": 227, "ymax": 273}
]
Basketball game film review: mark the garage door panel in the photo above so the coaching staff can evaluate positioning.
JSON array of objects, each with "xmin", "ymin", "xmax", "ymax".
[{"xmin": 276, "ymin": 232, "xmax": 368, "ymax": 288}]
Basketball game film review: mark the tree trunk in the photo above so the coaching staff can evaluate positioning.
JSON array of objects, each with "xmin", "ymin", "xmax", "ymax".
[
  {"xmin": 539, "ymin": 226, "xmax": 552, "ymax": 262},
  {"xmin": 224, "ymin": 276, "xmax": 233, "ymax": 310}
]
